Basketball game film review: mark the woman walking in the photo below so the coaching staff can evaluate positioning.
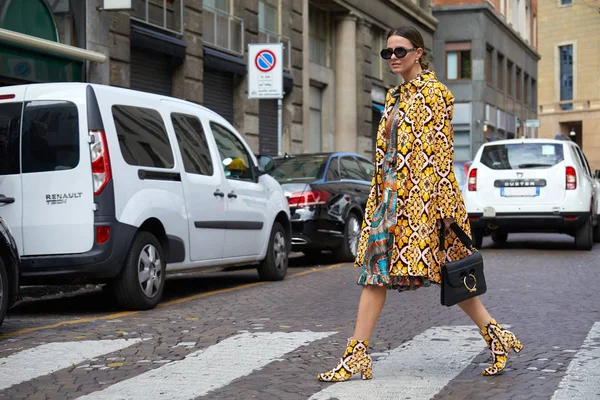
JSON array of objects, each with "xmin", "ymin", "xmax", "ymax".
[{"xmin": 318, "ymin": 26, "xmax": 523, "ymax": 383}]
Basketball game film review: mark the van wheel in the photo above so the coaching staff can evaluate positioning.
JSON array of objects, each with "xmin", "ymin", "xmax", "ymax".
[
  {"xmin": 0, "ymin": 258, "xmax": 8, "ymax": 328},
  {"xmin": 334, "ymin": 213, "xmax": 361, "ymax": 262},
  {"xmin": 593, "ymin": 216, "xmax": 600, "ymax": 243},
  {"xmin": 113, "ymin": 232, "xmax": 166, "ymax": 310},
  {"xmin": 257, "ymin": 222, "xmax": 288, "ymax": 281},
  {"xmin": 575, "ymin": 214, "xmax": 593, "ymax": 251},
  {"xmin": 491, "ymin": 232, "xmax": 508, "ymax": 244}
]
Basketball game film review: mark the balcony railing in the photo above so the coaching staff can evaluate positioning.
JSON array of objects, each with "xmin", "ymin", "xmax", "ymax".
[
  {"xmin": 258, "ymin": 29, "xmax": 291, "ymax": 71},
  {"xmin": 130, "ymin": 0, "xmax": 183, "ymax": 35},
  {"xmin": 539, "ymin": 99, "xmax": 600, "ymax": 114},
  {"xmin": 203, "ymin": 6, "xmax": 244, "ymax": 56}
]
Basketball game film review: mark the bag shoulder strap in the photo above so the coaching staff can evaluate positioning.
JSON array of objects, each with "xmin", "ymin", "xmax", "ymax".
[{"xmin": 439, "ymin": 222, "xmax": 476, "ymax": 251}]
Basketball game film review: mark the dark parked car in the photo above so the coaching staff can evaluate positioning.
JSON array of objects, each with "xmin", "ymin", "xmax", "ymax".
[
  {"xmin": 268, "ymin": 152, "xmax": 373, "ymax": 261},
  {"xmin": 0, "ymin": 216, "xmax": 20, "ymax": 328}
]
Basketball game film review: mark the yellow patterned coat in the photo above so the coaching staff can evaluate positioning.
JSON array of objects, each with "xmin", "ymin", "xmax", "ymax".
[{"xmin": 355, "ymin": 71, "xmax": 472, "ymax": 288}]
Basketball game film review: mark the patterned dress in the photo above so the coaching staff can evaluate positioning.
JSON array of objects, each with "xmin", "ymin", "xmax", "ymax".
[{"xmin": 356, "ymin": 70, "xmax": 472, "ymax": 292}]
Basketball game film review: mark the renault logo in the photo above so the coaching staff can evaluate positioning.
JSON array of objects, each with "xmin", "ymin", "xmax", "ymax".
[{"xmin": 516, "ymin": 172, "xmax": 523, "ymax": 178}]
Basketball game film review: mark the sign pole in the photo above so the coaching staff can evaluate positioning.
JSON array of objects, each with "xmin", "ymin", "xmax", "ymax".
[{"xmin": 277, "ymin": 96, "xmax": 283, "ymax": 155}]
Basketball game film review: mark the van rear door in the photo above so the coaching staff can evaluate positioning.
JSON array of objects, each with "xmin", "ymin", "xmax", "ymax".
[
  {"xmin": 0, "ymin": 87, "xmax": 26, "ymax": 255},
  {"xmin": 20, "ymin": 85, "xmax": 94, "ymax": 256}
]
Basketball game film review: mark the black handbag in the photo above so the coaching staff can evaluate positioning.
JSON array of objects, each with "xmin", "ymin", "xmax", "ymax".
[{"xmin": 439, "ymin": 222, "xmax": 487, "ymax": 307}]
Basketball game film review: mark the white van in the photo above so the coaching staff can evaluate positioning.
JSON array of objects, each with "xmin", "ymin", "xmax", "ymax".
[{"xmin": 0, "ymin": 83, "xmax": 291, "ymax": 310}]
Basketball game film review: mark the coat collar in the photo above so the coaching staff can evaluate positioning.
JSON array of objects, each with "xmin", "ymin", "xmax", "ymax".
[{"xmin": 389, "ymin": 70, "xmax": 437, "ymax": 98}]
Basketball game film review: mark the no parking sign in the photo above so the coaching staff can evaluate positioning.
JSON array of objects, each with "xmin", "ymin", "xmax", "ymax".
[{"xmin": 248, "ymin": 43, "xmax": 283, "ymax": 99}]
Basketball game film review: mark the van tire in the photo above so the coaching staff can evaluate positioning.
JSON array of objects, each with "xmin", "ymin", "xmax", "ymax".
[
  {"xmin": 113, "ymin": 232, "xmax": 166, "ymax": 310},
  {"xmin": 257, "ymin": 222, "xmax": 288, "ymax": 281},
  {"xmin": 0, "ymin": 258, "xmax": 8, "ymax": 328},
  {"xmin": 575, "ymin": 214, "xmax": 593, "ymax": 251}
]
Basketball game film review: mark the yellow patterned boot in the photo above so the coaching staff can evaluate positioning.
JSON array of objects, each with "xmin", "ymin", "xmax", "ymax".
[
  {"xmin": 481, "ymin": 319, "xmax": 524, "ymax": 376},
  {"xmin": 317, "ymin": 338, "xmax": 373, "ymax": 382}
]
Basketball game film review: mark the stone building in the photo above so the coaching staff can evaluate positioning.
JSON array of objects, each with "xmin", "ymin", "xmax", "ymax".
[
  {"xmin": 432, "ymin": 0, "xmax": 540, "ymax": 161},
  {"xmin": 537, "ymin": 0, "xmax": 600, "ymax": 170},
  {"xmin": 0, "ymin": 0, "xmax": 435, "ymax": 157},
  {"xmin": 301, "ymin": 0, "xmax": 436, "ymax": 157}
]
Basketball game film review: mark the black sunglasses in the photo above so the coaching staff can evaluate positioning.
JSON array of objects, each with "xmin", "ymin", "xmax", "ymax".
[{"xmin": 380, "ymin": 46, "xmax": 417, "ymax": 60}]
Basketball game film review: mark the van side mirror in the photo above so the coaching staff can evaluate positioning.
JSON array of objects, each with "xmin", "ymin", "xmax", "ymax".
[
  {"xmin": 256, "ymin": 155, "xmax": 276, "ymax": 174},
  {"xmin": 594, "ymin": 170, "xmax": 600, "ymax": 180}
]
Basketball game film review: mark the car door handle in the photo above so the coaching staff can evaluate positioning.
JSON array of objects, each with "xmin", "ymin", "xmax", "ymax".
[
  {"xmin": 228, "ymin": 192, "xmax": 238, "ymax": 199},
  {"xmin": 0, "ymin": 195, "xmax": 15, "ymax": 204},
  {"xmin": 213, "ymin": 190, "xmax": 225, "ymax": 198},
  {"xmin": 353, "ymin": 187, "xmax": 363, "ymax": 192}
]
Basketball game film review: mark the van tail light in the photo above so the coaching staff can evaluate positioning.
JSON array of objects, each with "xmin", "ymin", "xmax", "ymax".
[
  {"xmin": 566, "ymin": 166, "xmax": 577, "ymax": 190},
  {"xmin": 96, "ymin": 226, "xmax": 111, "ymax": 244},
  {"xmin": 0, "ymin": 94, "xmax": 15, "ymax": 100},
  {"xmin": 288, "ymin": 190, "xmax": 330, "ymax": 207},
  {"xmin": 468, "ymin": 168, "xmax": 477, "ymax": 191},
  {"xmin": 89, "ymin": 130, "xmax": 112, "ymax": 195}
]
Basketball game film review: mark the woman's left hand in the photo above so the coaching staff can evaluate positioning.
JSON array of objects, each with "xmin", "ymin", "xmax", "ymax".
[{"xmin": 437, "ymin": 218, "xmax": 456, "ymax": 230}]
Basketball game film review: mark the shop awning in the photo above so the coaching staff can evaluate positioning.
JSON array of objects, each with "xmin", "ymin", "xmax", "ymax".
[{"xmin": 0, "ymin": 28, "xmax": 106, "ymax": 63}]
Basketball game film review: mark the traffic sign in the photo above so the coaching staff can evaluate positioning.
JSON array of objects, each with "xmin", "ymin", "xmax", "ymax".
[
  {"xmin": 525, "ymin": 119, "xmax": 540, "ymax": 128},
  {"xmin": 248, "ymin": 43, "xmax": 283, "ymax": 99},
  {"xmin": 255, "ymin": 49, "xmax": 276, "ymax": 72}
]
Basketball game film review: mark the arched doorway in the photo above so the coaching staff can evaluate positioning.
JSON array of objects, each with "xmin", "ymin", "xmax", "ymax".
[{"xmin": 0, "ymin": 0, "xmax": 83, "ymax": 85}]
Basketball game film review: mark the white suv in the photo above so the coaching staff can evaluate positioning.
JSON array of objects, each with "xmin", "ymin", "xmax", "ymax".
[
  {"xmin": 0, "ymin": 83, "xmax": 291, "ymax": 310},
  {"xmin": 464, "ymin": 138, "xmax": 600, "ymax": 250}
]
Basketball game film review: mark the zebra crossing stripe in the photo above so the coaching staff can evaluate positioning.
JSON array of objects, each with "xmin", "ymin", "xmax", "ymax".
[
  {"xmin": 0, "ymin": 339, "xmax": 142, "ymax": 391},
  {"xmin": 551, "ymin": 322, "xmax": 600, "ymax": 400},
  {"xmin": 309, "ymin": 326, "xmax": 485, "ymax": 400},
  {"xmin": 77, "ymin": 330, "xmax": 335, "ymax": 400}
]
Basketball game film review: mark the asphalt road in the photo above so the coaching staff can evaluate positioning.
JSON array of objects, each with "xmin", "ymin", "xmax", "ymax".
[{"xmin": 1, "ymin": 234, "xmax": 599, "ymax": 400}]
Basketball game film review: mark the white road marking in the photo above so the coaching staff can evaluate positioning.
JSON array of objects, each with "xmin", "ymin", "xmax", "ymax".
[
  {"xmin": 0, "ymin": 339, "xmax": 142, "ymax": 390},
  {"xmin": 552, "ymin": 322, "xmax": 600, "ymax": 400},
  {"xmin": 78, "ymin": 330, "xmax": 335, "ymax": 400},
  {"xmin": 310, "ymin": 326, "xmax": 485, "ymax": 400}
]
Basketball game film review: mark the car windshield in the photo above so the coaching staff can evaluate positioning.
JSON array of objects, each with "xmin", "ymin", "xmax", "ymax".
[
  {"xmin": 269, "ymin": 156, "xmax": 328, "ymax": 183},
  {"xmin": 480, "ymin": 143, "xmax": 564, "ymax": 170}
]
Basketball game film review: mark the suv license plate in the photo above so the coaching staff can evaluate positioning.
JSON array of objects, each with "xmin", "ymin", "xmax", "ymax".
[
  {"xmin": 483, "ymin": 207, "xmax": 496, "ymax": 217},
  {"xmin": 501, "ymin": 187, "xmax": 540, "ymax": 197}
]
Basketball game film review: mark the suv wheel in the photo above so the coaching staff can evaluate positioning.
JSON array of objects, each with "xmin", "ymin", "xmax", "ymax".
[
  {"xmin": 0, "ymin": 258, "xmax": 8, "ymax": 327},
  {"xmin": 575, "ymin": 214, "xmax": 593, "ymax": 251},
  {"xmin": 257, "ymin": 222, "xmax": 288, "ymax": 281},
  {"xmin": 491, "ymin": 232, "xmax": 508, "ymax": 244},
  {"xmin": 335, "ymin": 213, "xmax": 361, "ymax": 262},
  {"xmin": 113, "ymin": 232, "xmax": 166, "ymax": 310},
  {"xmin": 471, "ymin": 229, "xmax": 484, "ymax": 249}
]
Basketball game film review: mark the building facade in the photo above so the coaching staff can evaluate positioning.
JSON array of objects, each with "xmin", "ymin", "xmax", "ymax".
[
  {"xmin": 432, "ymin": 0, "xmax": 540, "ymax": 161},
  {"xmin": 537, "ymin": 0, "xmax": 600, "ymax": 170},
  {"xmin": 0, "ymin": 0, "xmax": 434, "ymax": 157},
  {"xmin": 302, "ymin": 0, "xmax": 436, "ymax": 157},
  {"xmin": 0, "ymin": 0, "xmax": 101, "ymax": 85}
]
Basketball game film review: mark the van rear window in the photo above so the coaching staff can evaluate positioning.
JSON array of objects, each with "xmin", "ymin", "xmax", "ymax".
[
  {"xmin": 22, "ymin": 101, "xmax": 80, "ymax": 173},
  {"xmin": 480, "ymin": 143, "xmax": 564, "ymax": 170},
  {"xmin": 0, "ymin": 101, "xmax": 80, "ymax": 174},
  {"xmin": 0, "ymin": 103, "xmax": 22, "ymax": 176}
]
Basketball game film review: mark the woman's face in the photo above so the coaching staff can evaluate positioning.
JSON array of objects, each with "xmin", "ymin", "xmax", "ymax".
[{"xmin": 386, "ymin": 35, "xmax": 421, "ymax": 76}]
